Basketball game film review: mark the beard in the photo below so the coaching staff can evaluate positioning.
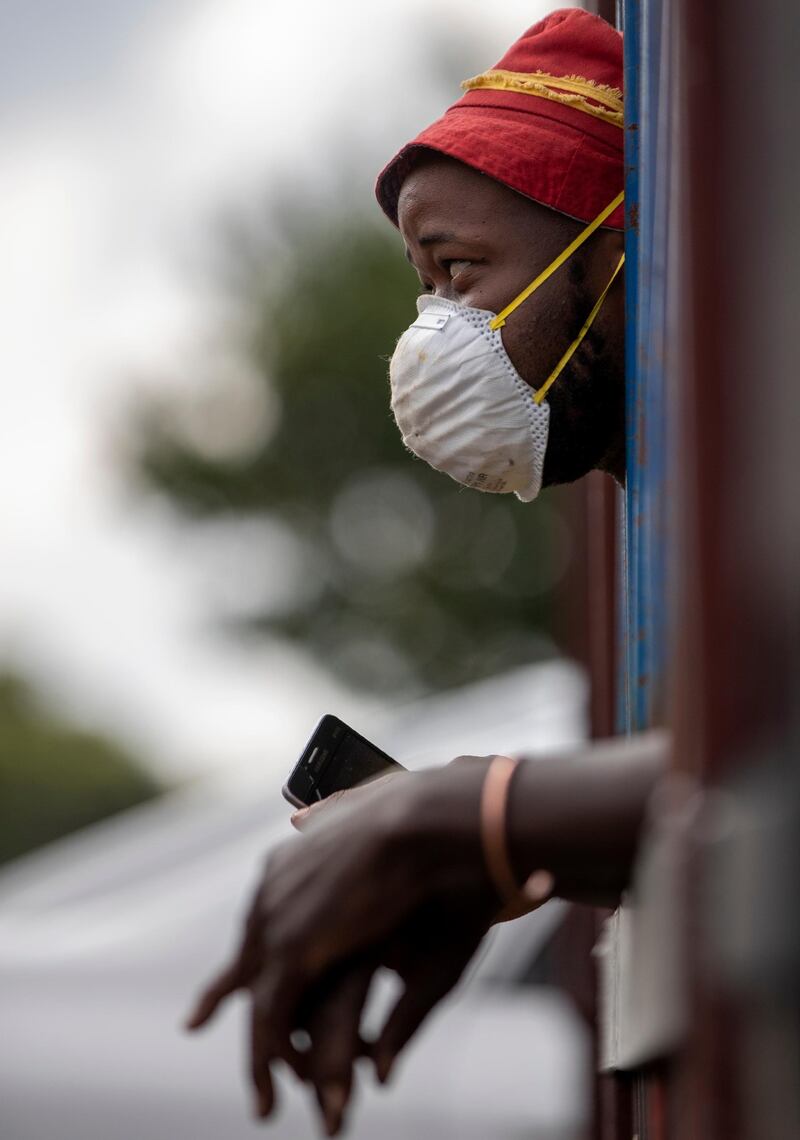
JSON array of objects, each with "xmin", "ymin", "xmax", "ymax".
[{"xmin": 540, "ymin": 317, "xmax": 625, "ymax": 488}]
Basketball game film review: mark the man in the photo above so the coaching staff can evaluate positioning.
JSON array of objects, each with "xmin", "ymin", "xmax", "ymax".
[
  {"xmin": 379, "ymin": 5, "xmax": 626, "ymax": 495},
  {"xmin": 186, "ymin": 9, "xmax": 665, "ymax": 1136}
]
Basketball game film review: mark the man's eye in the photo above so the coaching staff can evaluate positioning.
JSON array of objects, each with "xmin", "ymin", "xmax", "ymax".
[{"xmin": 443, "ymin": 259, "xmax": 472, "ymax": 279}]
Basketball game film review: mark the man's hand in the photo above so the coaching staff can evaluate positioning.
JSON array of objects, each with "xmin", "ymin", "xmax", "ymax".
[
  {"xmin": 184, "ymin": 762, "xmax": 498, "ymax": 1131},
  {"xmin": 183, "ymin": 736, "xmax": 664, "ymax": 1134},
  {"xmin": 186, "ymin": 761, "xmax": 499, "ymax": 1126}
]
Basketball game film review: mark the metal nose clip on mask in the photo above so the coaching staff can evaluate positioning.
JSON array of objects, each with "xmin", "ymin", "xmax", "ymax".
[{"xmin": 389, "ymin": 191, "xmax": 625, "ymax": 502}]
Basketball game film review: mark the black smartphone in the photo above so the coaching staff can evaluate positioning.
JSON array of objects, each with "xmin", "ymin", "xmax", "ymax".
[{"xmin": 282, "ymin": 714, "xmax": 403, "ymax": 808}]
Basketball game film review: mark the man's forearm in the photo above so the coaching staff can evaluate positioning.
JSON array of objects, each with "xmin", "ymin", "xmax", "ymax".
[{"xmin": 508, "ymin": 731, "xmax": 669, "ymax": 907}]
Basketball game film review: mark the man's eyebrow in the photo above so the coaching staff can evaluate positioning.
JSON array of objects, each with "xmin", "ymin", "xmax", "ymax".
[
  {"xmin": 404, "ymin": 231, "xmax": 460, "ymax": 261},
  {"xmin": 418, "ymin": 230, "xmax": 459, "ymax": 246}
]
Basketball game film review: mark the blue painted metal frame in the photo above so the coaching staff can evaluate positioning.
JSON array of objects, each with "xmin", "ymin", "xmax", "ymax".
[
  {"xmin": 620, "ymin": 0, "xmax": 670, "ymax": 732},
  {"xmin": 619, "ymin": 0, "xmax": 670, "ymax": 729}
]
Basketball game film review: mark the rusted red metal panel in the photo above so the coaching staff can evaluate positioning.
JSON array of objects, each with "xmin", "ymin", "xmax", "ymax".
[
  {"xmin": 671, "ymin": 1, "xmax": 800, "ymax": 1138},
  {"xmin": 575, "ymin": 17, "xmax": 627, "ymax": 1140},
  {"xmin": 585, "ymin": 472, "xmax": 619, "ymax": 740}
]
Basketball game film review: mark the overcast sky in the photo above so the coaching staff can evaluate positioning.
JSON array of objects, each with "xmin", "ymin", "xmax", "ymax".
[{"xmin": 0, "ymin": 0, "xmax": 564, "ymax": 782}]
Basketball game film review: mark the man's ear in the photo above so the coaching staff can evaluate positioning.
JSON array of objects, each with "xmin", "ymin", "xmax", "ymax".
[{"xmin": 593, "ymin": 225, "xmax": 625, "ymax": 280}]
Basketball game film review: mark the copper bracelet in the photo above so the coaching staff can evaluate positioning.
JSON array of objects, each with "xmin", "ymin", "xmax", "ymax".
[{"xmin": 480, "ymin": 755, "xmax": 554, "ymax": 918}]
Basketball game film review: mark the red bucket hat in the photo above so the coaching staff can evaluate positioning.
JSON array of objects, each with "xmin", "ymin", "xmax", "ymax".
[{"xmin": 376, "ymin": 7, "xmax": 624, "ymax": 230}]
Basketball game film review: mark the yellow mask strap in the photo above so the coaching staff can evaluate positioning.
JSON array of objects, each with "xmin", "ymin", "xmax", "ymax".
[
  {"xmin": 489, "ymin": 190, "xmax": 624, "ymax": 331},
  {"xmin": 533, "ymin": 251, "xmax": 625, "ymax": 405}
]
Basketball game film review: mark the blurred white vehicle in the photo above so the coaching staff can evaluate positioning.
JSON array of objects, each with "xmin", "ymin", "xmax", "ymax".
[{"xmin": 0, "ymin": 662, "xmax": 591, "ymax": 1140}]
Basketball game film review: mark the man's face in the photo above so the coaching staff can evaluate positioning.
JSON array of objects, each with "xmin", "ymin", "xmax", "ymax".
[{"xmin": 397, "ymin": 153, "xmax": 626, "ymax": 485}]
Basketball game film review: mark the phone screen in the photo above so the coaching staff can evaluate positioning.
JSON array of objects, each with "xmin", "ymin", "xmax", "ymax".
[
  {"xmin": 283, "ymin": 715, "xmax": 402, "ymax": 807},
  {"xmin": 320, "ymin": 734, "xmax": 394, "ymax": 796}
]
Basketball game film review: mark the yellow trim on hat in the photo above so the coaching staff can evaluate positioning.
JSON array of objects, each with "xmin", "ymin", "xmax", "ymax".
[{"xmin": 461, "ymin": 68, "xmax": 623, "ymax": 128}]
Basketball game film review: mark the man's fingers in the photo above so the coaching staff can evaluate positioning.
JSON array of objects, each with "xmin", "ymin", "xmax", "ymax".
[
  {"xmin": 372, "ymin": 967, "xmax": 462, "ymax": 1084},
  {"xmin": 290, "ymin": 772, "xmax": 404, "ymax": 833},
  {"xmin": 315, "ymin": 1080, "xmax": 351, "ymax": 1138},
  {"xmin": 307, "ymin": 963, "xmax": 373, "ymax": 1083},
  {"xmin": 184, "ymin": 961, "xmax": 246, "ymax": 1030},
  {"xmin": 249, "ymin": 963, "xmax": 307, "ymax": 1116},
  {"xmin": 290, "ymin": 790, "xmax": 350, "ymax": 832},
  {"xmin": 305, "ymin": 961, "xmax": 375, "ymax": 1134},
  {"xmin": 186, "ymin": 885, "xmax": 267, "ymax": 1031},
  {"xmin": 249, "ymin": 996, "xmax": 277, "ymax": 1118}
]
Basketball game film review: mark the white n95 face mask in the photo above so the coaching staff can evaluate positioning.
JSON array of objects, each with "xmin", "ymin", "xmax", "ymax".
[
  {"xmin": 388, "ymin": 191, "xmax": 626, "ymax": 502},
  {"xmin": 390, "ymin": 294, "xmax": 551, "ymax": 501}
]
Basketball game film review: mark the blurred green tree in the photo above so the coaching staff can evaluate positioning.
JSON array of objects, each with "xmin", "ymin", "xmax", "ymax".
[
  {"xmin": 0, "ymin": 675, "xmax": 161, "ymax": 865},
  {"xmin": 135, "ymin": 213, "xmax": 571, "ymax": 695}
]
